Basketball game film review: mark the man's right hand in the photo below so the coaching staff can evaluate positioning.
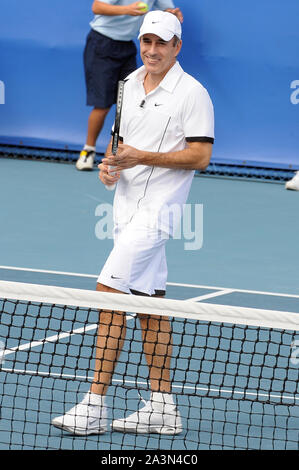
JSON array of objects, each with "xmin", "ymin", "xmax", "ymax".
[
  {"xmin": 98, "ymin": 162, "xmax": 120, "ymax": 187},
  {"xmin": 125, "ymin": 1, "xmax": 148, "ymax": 16}
]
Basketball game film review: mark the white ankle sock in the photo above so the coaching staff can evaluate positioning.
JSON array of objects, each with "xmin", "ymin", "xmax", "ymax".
[
  {"xmin": 83, "ymin": 145, "xmax": 96, "ymax": 152},
  {"xmin": 87, "ymin": 392, "xmax": 106, "ymax": 406},
  {"xmin": 151, "ymin": 392, "xmax": 175, "ymax": 407}
]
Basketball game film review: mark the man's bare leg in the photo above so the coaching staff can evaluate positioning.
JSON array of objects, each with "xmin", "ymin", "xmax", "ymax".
[
  {"xmin": 90, "ymin": 283, "xmax": 126, "ymax": 396},
  {"xmin": 138, "ymin": 313, "xmax": 172, "ymax": 393},
  {"xmin": 111, "ymin": 299, "xmax": 182, "ymax": 434}
]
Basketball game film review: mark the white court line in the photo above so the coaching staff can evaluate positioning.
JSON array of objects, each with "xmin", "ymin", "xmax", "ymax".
[
  {"xmin": 1, "ymin": 367, "xmax": 298, "ymax": 403},
  {"xmin": 3, "ymin": 324, "xmax": 98, "ymax": 357},
  {"xmin": 1, "ymin": 264, "xmax": 299, "ymax": 298},
  {"xmin": 188, "ymin": 289, "xmax": 235, "ymax": 302},
  {"xmin": 167, "ymin": 281, "xmax": 299, "ymax": 299},
  {"xmin": 0, "ymin": 265, "xmax": 98, "ymax": 279},
  {"xmin": 3, "ymin": 314, "xmax": 135, "ymax": 358}
]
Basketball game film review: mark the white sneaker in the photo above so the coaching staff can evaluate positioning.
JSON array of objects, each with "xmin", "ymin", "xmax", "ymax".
[
  {"xmin": 285, "ymin": 171, "xmax": 299, "ymax": 190},
  {"xmin": 51, "ymin": 392, "xmax": 107, "ymax": 435},
  {"xmin": 111, "ymin": 392, "xmax": 182, "ymax": 435},
  {"xmin": 75, "ymin": 149, "xmax": 95, "ymax": 171}
]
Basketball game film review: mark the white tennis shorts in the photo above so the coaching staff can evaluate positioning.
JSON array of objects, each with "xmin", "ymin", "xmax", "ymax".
[{"xmin": 97, "ymin": 221, "xmax": 168, "ymax": 296}]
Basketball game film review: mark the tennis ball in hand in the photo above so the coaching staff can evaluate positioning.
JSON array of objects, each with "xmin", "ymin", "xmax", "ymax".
[{"xmin": 138, "ymin": 2, "xmax": 149, "ymax": 13}]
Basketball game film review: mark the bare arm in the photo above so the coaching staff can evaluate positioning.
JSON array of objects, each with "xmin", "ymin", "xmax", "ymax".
[
  {"xmin": 92, "ymin": 2, "xmax": 184, "ymax": 20},
  {"xmin": 92, "ymin": 1, "xmax": 147, "ymax": 16},
  {"xmin": 100, "ymin": 140, "xmax": 212, "ymax": 178},
  {"xmin": 133, "ymin": 141, "xmax": 212, "ymax": 170},
  {"xmin": 98, "ymin": 141, "xmax": 212, "ymax": 186}
]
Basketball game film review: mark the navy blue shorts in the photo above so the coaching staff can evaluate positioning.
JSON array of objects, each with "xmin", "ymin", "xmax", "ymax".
[{"xmin": 84, "ymin": 29, "xmax": 137, "ymax": 108}]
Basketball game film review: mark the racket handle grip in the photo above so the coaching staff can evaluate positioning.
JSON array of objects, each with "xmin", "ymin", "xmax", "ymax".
[
  {"xmin": 105, "ymin": 165, "xmax": 116, "ymax": 191},
  {"xmin": 105, "ymin": 183, "xmax": 116, "ymax": 191}
]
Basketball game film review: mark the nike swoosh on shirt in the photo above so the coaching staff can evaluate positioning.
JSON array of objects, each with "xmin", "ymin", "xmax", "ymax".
[
  {"xmin": 111, "ymin": 275, "xmax": 122, "ymax": 279},
  {"xmin": 154, "ymin": 103, "xmax": 163, "ymax": 106}
]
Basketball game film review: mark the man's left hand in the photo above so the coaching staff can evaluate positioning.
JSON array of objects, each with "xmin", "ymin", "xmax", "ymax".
[{"xmin": 102, "ymin": 144, "xmax": 141, "ymax": 171}]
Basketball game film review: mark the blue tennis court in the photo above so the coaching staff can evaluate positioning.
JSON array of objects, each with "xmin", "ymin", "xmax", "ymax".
[{"xmin": 0, "ymin": 158, "xmax": 298, "ymax": 450}]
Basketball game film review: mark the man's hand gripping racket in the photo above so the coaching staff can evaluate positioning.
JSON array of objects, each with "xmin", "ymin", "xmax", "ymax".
[{"xmin": 105, "ymin": 80, "xmax": 125, "ymax": 191}]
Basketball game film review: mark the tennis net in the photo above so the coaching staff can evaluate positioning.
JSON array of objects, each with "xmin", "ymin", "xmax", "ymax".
[{"xmin": 0, "ymin": 280, "xmax": 298, "ymax": 450}]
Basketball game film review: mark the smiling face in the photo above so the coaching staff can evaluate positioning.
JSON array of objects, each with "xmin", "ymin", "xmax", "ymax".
[{"xmin": 140, "ymin": 33, "xmax": 182, "ymax": 81}]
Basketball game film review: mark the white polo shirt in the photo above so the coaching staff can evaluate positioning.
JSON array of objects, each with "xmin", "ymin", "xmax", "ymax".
[{"xmin": 113, "ymin": 61, "xmax": 214, "ymax": 236}]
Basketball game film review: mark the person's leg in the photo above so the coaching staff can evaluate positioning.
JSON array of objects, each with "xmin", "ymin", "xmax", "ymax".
[
  {"xmin": 77, "ymin": 30, "xmax": 115, "ymax": 170},
  {"xmin": 86, "ymin": 107, "xmax": 110, "ymax": 148},
  {"xmin": 112, "ymin": 296, "xmax": 182, "ymax": 435},
  {"xmin": 90, "ymin": 282, "xmax": 127, "ymax": 396},
  {"xmin": 76, "ymin": 107, "xmax": 111, "ymax": 170},
  {"xmin": 138, "ymin": 312, "xmax": 172, "ymax": 393},
  {"xmin": 96, "ymin": 225, "xmax": 181, "ymax": 434},
  {"xmin": 51, "ymin": 282, "xmax": 127, "ymax": 435}
]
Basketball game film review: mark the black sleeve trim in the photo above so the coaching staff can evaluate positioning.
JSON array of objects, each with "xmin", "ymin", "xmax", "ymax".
[{"xmin": 186, "ymin": 136, "xmax": 214, "ymax": 144}]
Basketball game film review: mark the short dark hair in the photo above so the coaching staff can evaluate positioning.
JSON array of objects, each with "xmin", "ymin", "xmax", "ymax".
[{"xmin": 172, "ymin": 36, "xmax": 180, "ymax": 47}]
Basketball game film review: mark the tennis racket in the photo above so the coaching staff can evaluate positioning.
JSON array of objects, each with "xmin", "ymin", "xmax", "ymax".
[{"xmin": 105, "ymin": 80, "xmax": 125, "ymax": 191}]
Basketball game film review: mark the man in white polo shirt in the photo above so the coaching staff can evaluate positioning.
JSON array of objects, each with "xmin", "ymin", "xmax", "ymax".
[{"xmin": 52, "ymin": 10, "xmax": 214, "ymax": 436}]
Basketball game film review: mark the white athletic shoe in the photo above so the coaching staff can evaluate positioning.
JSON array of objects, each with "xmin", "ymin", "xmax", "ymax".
[
  {"xmin": 51, "ymin": 392, "xmax": 107, "ymax": 435},
  {"xmin": 111, "ymin": 392, "xmax": 182, "ymax": 435},
  {"xmin": 75, "ymin": 150, "xmax": 95, "ymax": 171},
  {"xmin": 285, "ymin": 171, "xmax": 299, "ymax": 190}
]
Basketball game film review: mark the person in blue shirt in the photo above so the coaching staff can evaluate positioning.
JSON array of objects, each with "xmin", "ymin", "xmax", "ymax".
[{"xmin": 76, "ymin": 0, "xmax": 183, "ymax": 170}]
